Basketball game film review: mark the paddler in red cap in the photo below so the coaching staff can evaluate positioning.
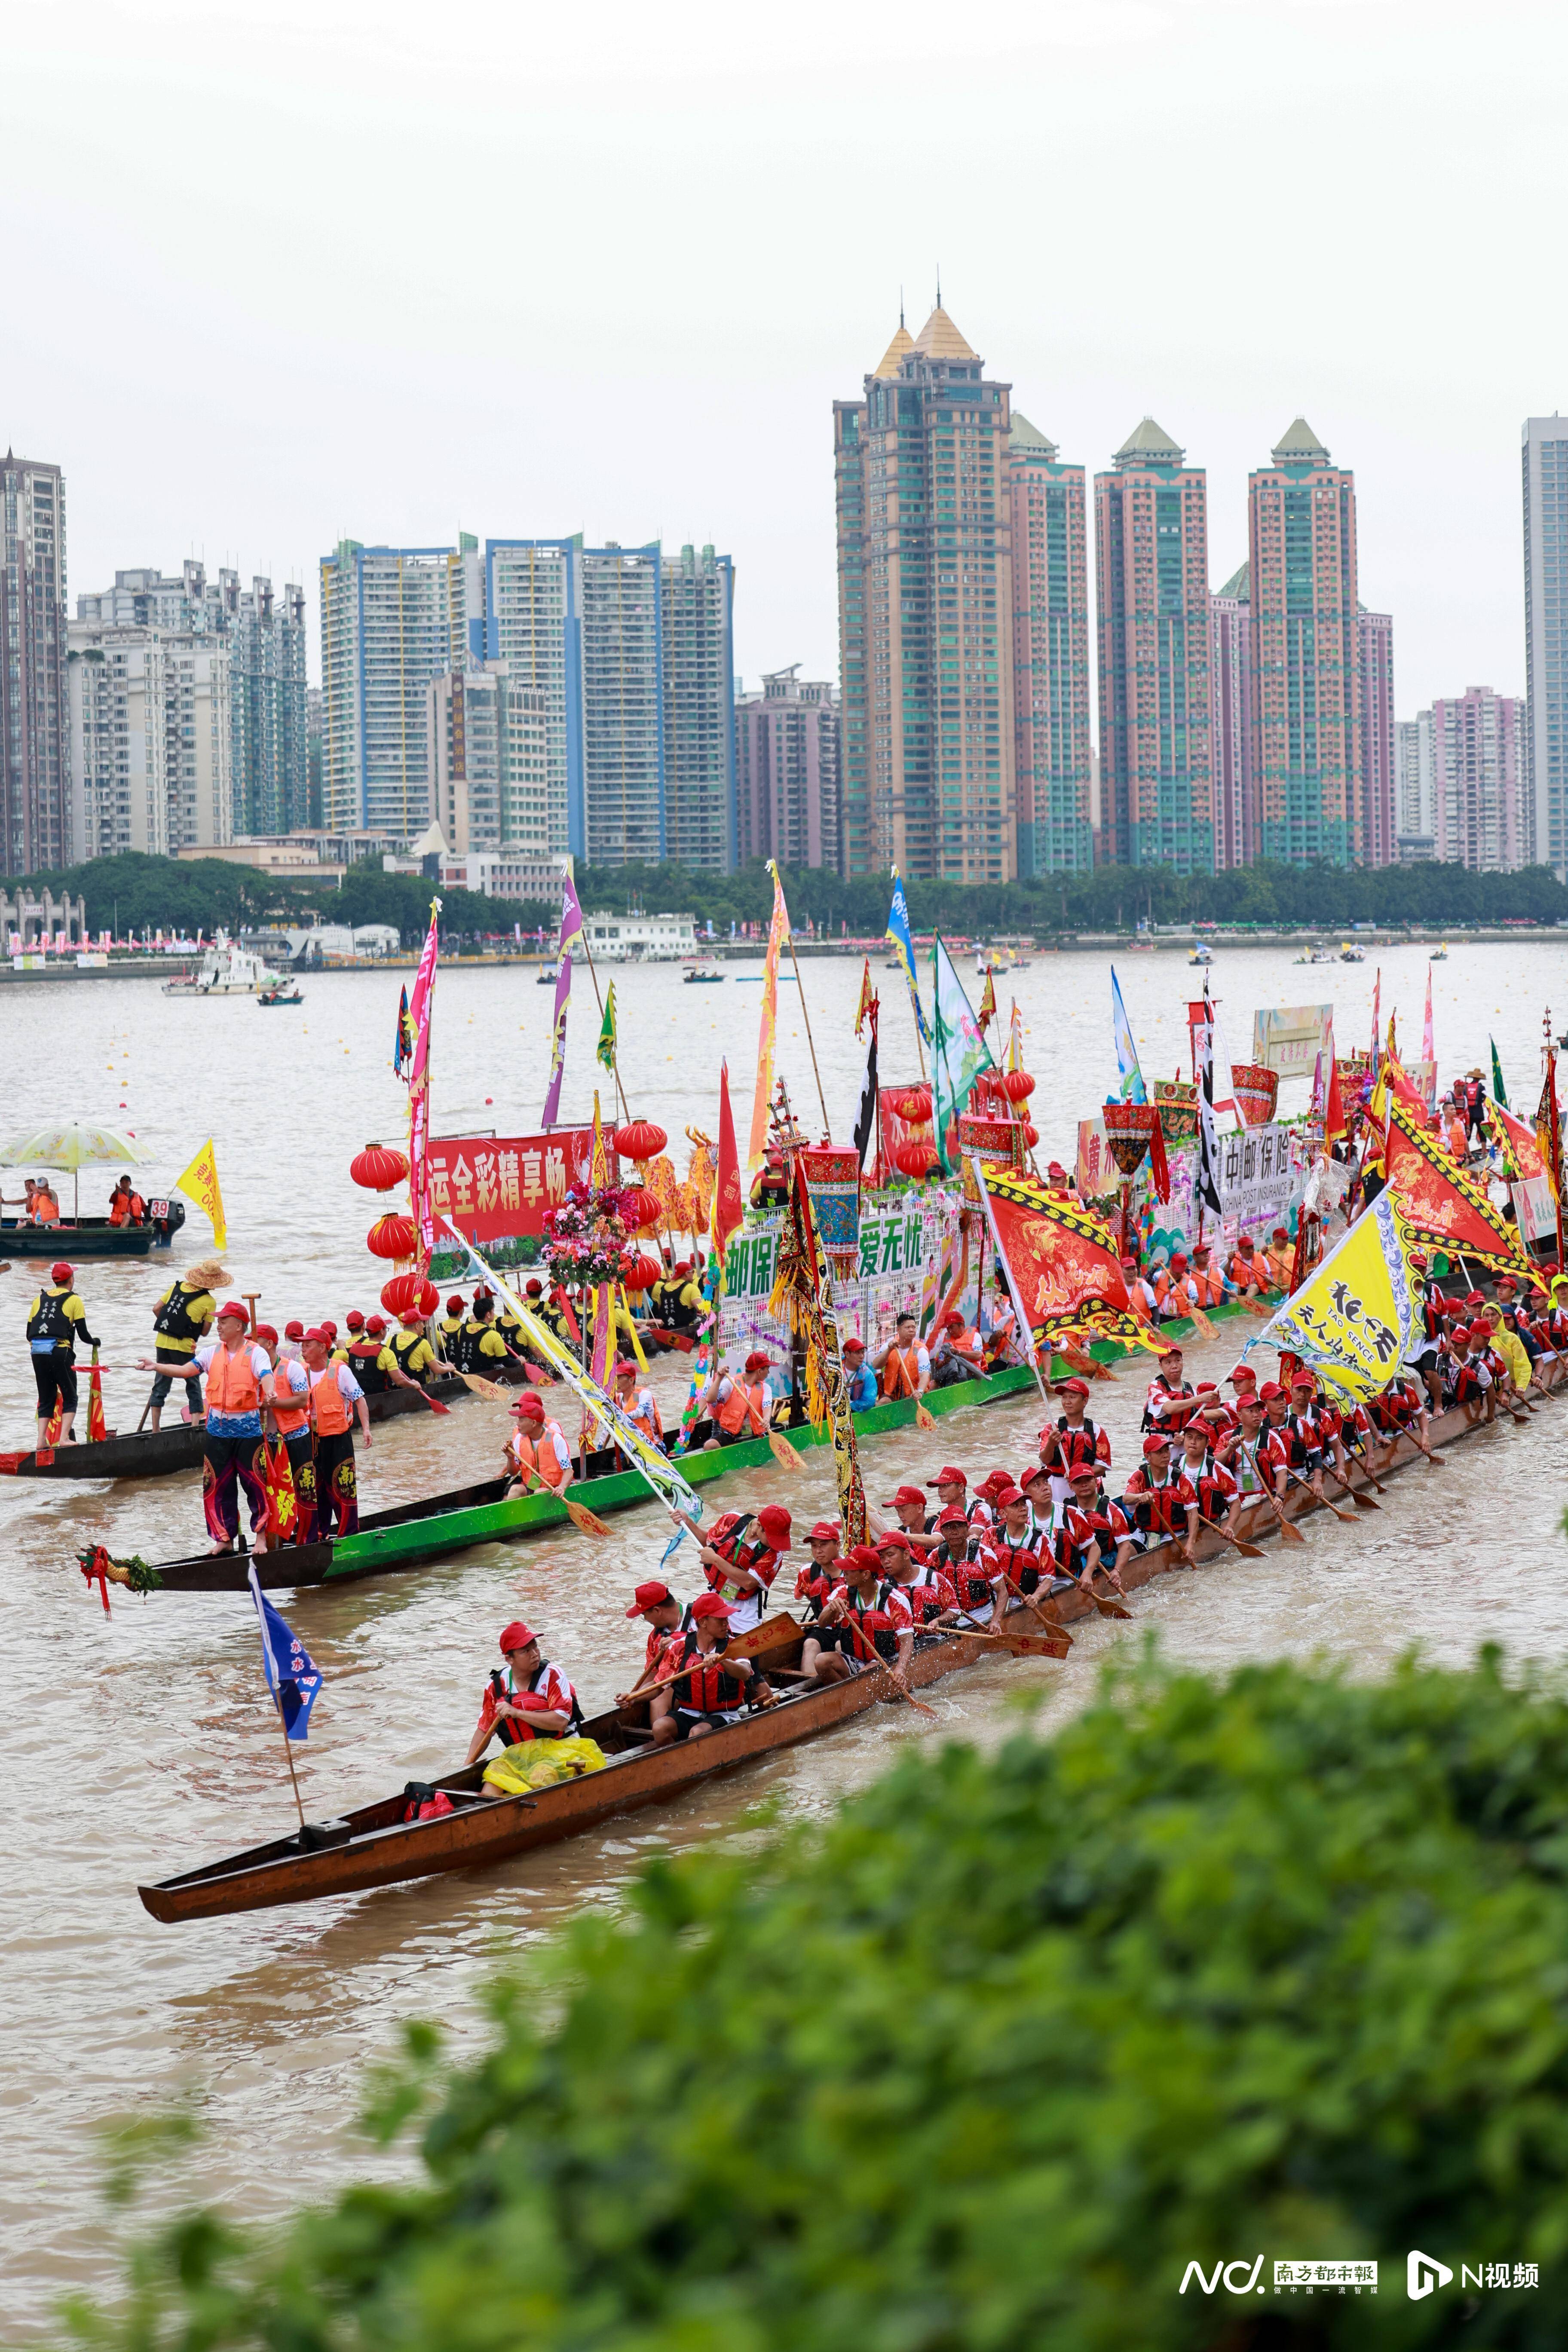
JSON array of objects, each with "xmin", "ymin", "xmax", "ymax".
[
  {"xmin": 882, "ymin": 1482, "xmax": 942, "ymax": 1552},
  {"xmin": 1118, "ymin": 1431, "xmax": 1200, "ymax": 1569},
  {"xmin": 1037, "ymin": 1374, "xmax": 1112, "ymax": 1507},
  {"xmin": 1142, "ymin": 1342, "xmax": 1197, "ymax": 1438},
  {"xmin": 619, "ymin": 1581, "xmax": 689, "ymax": 1703},
  {"xmin": 505, "ymin": 1390, "xmax": 574, "ymax": 1496},
  {"xmin": 667, "ymin": 1499, "xmax": 791, "ymax": 1632},
  {"xmin": 647, "ymin": 1593, "xmax": 777, "ymax": 1746},
  {"xmin": 25, "ymin": 1259, "xmax": 98, "ymax": 1446},
  {"xmin": 1265, "ymin": 1225, "xmax": 1295, "ymax": 1292},
  {"xmin": 612, "ymin": 1357, "xmax": 665, "ymax": 1456},
  {"xmin": 149, "ymin": 1300, "xmax": 273, "ymax": 1554},
  {"xmin": 800, "ymin": 1541, "xmax": 913, "ymax": 1683},
  {"xmin": 924, "ymin": 1464, "xmax": 992, "ymax": 1532},
  {"xmin": 704, "ymin": 1348, "xmax": 772, "ymax": 1447},
  {"xmin": 469, "ymin": 1621, "xmax": 584, "ymax": 1784},
  {"xmin": 794, "ymin": 1521, "xmax": 844, "ymax": 1620}
]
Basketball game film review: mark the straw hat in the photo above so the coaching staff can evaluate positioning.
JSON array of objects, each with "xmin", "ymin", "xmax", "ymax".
[{"xmin": 187, "ymin": 1259, "xmax": 231, "ymax": 1288}]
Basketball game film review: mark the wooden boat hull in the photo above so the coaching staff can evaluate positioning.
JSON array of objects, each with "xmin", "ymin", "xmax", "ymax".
[
  {"xmin": 0, "ymin": 1218, "xmax": 160, "ymax": 1259},
  {"xmin": 138, "ymin": 1363, "xmax": 1042, "ymax": 1590},
  {"xmin": 136, "ymin": 1615, "xmax": 1021, "ymax": 1922}
]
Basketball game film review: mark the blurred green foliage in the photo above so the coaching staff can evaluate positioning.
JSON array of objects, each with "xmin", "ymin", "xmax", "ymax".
[{"xmin": 75, "ymin": 1646, "xmax": 1568, "ymax": 2348}]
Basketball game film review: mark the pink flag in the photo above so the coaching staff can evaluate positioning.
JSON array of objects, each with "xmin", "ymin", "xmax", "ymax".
[
  {"xmin": 747, "ymin": 863, "xmax": 789, "ymax": 1172},
  {"xmin": 407, "ymin": 898, "xmax": 441, "ymax": 1268},
  {"xmin": 1422, "ymin": 966, "xmax": 1434, "ymax": 1072},
  {"xmin": 542, "ymin": 871, "xmax": 585, "ymax": 1127}
]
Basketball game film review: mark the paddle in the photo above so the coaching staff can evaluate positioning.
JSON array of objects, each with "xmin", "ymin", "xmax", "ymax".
[
  {"xmin": 1196, "ymin": 1509, "xmax": 1265, "ymax": 1561},
  {"xmin": 915, "ymin": 1400, "xmax": 937, "ymax": 1430},
  {"xmin": 945, "ymin": 1624, "xmax": 1071, "ymax": 1659},
  {"xmin": 1339, "ymin": 1439, "xmax": 1390, "ymax": 1497},
  {"xmin": 1242, "ymin": 1474, "xmax": 1307, "ymax": 1544},
  {"xmin": 457, "ymin": 1372, "xmax": 511, "ymax": 1402},
  {"xmin": 767, "ymin": 1427, "xmax": 804, "ymax": 1474},
  {"xmin": 827, "ymin": 1610, "xmax": 939, "ymax": 1715},
  {"xmin": 1318, "ymin": 1458, "xmax": 1380, "ymax": 1511},
  {"xmin": 515, "ymin": 1463, "xmax": 611, "ymax": 1537},
  {"xmin": 1061, "ymin": 1344, "xmax": 1116, "ymax": 1382},
  {"xmin": 1281, "ymin": 1465, "xmax": 1356, "ymax": 1524}
]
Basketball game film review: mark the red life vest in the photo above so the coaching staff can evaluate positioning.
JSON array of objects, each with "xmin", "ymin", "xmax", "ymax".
[
  {"xmin": 704, "ymin": 1513, "xmax": 773, "ymax": 1606},
  {"xmin": 268, "ymin": 1362, "xmax": 310, "ymax": 1437},
  {"xmin": 835, "ymin": 1579, "xmax": 902, "ymax": 1660},
  {"xmin": 1046, "ymin": 1417, "xmax": 1105, "ymax": 1479},
  {"xmin": 1124, "ymin": 1473, "xmax": 1190, "ymax": 1538},
  {"xmin": 668, "ymin": 1630, "xmax": 749, "ymax": 1713},
  {"xmin": 716, "ymin": 1378, "xmax": 767, "ymax": 1437}
]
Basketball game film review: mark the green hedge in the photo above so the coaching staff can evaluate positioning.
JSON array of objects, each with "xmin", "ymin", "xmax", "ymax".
[{"xmin": 77, "ymin": 1646, "xmax": 1568, "ymax": 2348}]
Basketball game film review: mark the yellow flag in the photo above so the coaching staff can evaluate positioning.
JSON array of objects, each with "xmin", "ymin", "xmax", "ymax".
[
  {"xmin": 1246, "ymin": 1190, "xmax": 1421, "ymax": 1405},
  {"xmin": 174, "ymin": 1137, "xmax": 228, "ymax": 1251}
]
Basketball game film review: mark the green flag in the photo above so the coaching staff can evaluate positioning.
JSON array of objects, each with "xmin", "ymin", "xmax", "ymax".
[
  {"xmin": 930, "ymin": 935, "xmax": 996, "ymax": 1174},
  {"xmin": 1490, "ymin": 1036, "xmax": 1508, "ymax": 1110},
  {"xmin": 597, "ymin": 983, "xmax": 617, "ymax": 1073}
]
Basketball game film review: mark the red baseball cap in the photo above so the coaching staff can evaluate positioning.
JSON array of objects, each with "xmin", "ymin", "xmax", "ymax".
[
  {"xmin": 992, "ymin": 1483, "xmax": 1025, "ymax": 1508},
  {"xmin": 1158, "ymin": 1343, "xmax": 1182, "ymax": 1361},
  {"xmin": 807, "ymin": 1521, "xmax": 841, "ymax": 1546},
  {"xmin": 884, "ymin": 1484, "xmax": 926, "ymax": 1509},
  {"xmin": 876, "ymin": 1528, "xmax": 912, "ymax": 1553},
  {"xmin": 217, "ymin": 1300, "xmax": 249, "ymax": 1325},
  {"xmin": 365, "ymin": 1315, "xmax": 386, "ymax": 1336},
  {"xmin": 1056, "ymin": 1377, "xmax": 1090, "ymax": 1399},
  {"xmin": 744, "ymin": 1351, "xmax": 771, "ymax": 1373},
  {"xmin": 514, "ymin": 1392, "xmax": 544, "ymax": 1419},
  {"xmin": 1238, "ymin": 1391, "xmax": 1265, "ymax": 1410},
  {"xmin": 845, "ymin": 1543, "xmax": 882, "ymax": 1575},
  {"xmin": 843, "ymin": 1335, "xmax": 866, "ymax": 1353},
  {"xmin": 625, "ymin": 1581, "xmax": 676, "ymax": 1617},
  {"xmin": 253, "ymin": 1323, "xmax": 278, "ymax": 1345},
  {"xmin": 302, "ymin": 1325, "xmax": 328, "ymax": 1345},
  {"xmin": 321, "ymin": 1320, "xmax": 338, "ymax": 1338},
  {"xmin": 1195, "ymin": 1381, "xmax": 1218, "ymax": 1395},
  {"xmin": 1170, "ymin": 1252, "xmax": 1189, "ymax": 1270},
  {"xmin": 1069, "ymin": 1465, "xmax": 1099, "ymax": 1485},
  {"xmin": 499, "ymin": 1620, "xmax": 536, "ymax": 1652},
  {"xmin": 1290, "ymin": 1371, "xmax": 1315, "ymax": 1389},
  {"xmin": 50, "ymin": 1261, "xmax": 73, "ymax": 1283},
  {"xmin": 926, "ymin": 1466, "xmax": 968, "ymax": 1487},
  {"xmin": 943, "ymin": 1310, "xmax": 965, "ymax": 1327},
  {"xmin": 285, "ymin": 1320, "xmax": 305, "ymax": 1340},
  {"xmin": 346, "ymin": 1310, "xmax": 365, "ymax": 1330},
  {"xmin": 1020, "ymin": 1462, "xmax": 1052, "ymax": 1487},
  {"xmin": 1227, "ymin": 1365, "xmax": 1257, "ymax": 1386},
  {"xmin": 756, "ymin": 1504, "xmax": 791, "ymax": 1544},
  {"xmin": 690, "ymin": 1593, "xmax": 735, "ymax": 1622},
  {"xmin": 935, "ymin": 1505, "xmax": 969, "ymax": 1528},
  {"xmin": 1465, "ymin": 1291, "xmax": 1486, "ymax": 1308},
  {"xmin": 1259, "ymin": 1381, "xmax": 1283, "ymax": 1402},
  {"xmin": 977, "ymin": 1469, "xmax": 1012, "ymax": 1494},
  {"xmin": 446, "ymin": 1295, "xmax": 464, "ymax": 1315}
]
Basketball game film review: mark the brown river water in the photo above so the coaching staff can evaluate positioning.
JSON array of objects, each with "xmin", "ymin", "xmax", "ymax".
[{"xmin": 3, "ymin": 940, "xmax": 1567, "ymax": 2335}]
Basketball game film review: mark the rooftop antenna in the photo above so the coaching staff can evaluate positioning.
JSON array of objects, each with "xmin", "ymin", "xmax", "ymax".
[
  {"xmin": 899, "ymin": 285, "xmax": 905, "ymax": 329},
  {"xmin": 936, "ymin": 265, "xmax": 942, "ymax": 309}
]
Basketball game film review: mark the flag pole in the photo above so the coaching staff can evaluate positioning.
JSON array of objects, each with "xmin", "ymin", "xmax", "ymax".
[
  {"xmin": 785, "ymin": 926, "xmax": 832, "ymax": 1141},
  {"xmin": 273, "ymin": 1695, "xmax": 306, "ymax": 1831},
  {"xmin": 577, "ymin": 929, "xmax": 631, "ymax": 1127}
]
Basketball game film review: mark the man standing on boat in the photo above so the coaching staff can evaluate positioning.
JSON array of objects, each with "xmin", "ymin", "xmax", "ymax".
[
  {"xmin": 299, "ymin": 1326, "xmax": 371, "ymax": 1537},
  {"xmin": 263, "ymin": 1328, "xmax": 318, "ymax": 1543},
  {"xmin": 147, "ymin": 1258, "xmax": 224, "ymax": 1430},
  {"xmin": 874, "ymin": 1311, "xmax": 931, "ymax": 1400},
  {"xmin": 668, "ymin": 1501, "xmax": 790, "ymax": 1632},
  {"xmin": 25, "ymin": 1260, "xmax": 98, "ymax": 1446},
  {"xmin": 1037, "ymin": 1376, "xmax": 1112, "ymax": 1509},
  {"xmin": 611, "ymin": 1357, "xmax": 665, "ymax": 1455},
  {"xmin": 1142, "ymin": 1344, "xmax": 1197, "ymax": 1437},
  {"xmin": 149, "ymin": 1301, "xmax": 273, "ymax": 1554}
]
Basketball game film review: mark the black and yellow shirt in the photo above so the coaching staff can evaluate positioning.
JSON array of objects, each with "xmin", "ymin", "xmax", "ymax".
[
  {"xmin": 27, "ymin": 1286, "xmax": 92, "ymax": 1357},
  {"xmin": 379, "ymin": 1324, "xmax": 438, "ymax": 1379},
  {"xmin": 151, "ymin": 1281, "xmax": 215, "ymax": 1358}
]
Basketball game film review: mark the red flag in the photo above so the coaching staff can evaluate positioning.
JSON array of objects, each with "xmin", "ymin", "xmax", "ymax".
[
  {"xmin": 1148, "ymin": 1106, "xmax": 1171, "ymax": 1205},
  {"xmin": 854, "ymin": 958, "xmax": 876, "ymax": 1040},
  {"xmin": 713, "ymin": 1060, "xmax": 744, "ymax": 1256},
  {"xmin": 1383, "ymin": 1096, "xmax": 1540, "ymax": 1284},
  {"xmin": 977, "ymin": 1167, "xmax": 1156, "ymax": 1356},
  {"xmin": 1324, "ymin": 1054, "xmax": 1346, "ymax": 1143},
  {"xmin": 86, "ymin": 1354, "xmax": 107, "ymax": 1445}
]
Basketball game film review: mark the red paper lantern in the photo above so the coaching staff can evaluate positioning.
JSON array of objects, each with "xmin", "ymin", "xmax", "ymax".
[
  {"xmin": 614, "ymin": 1119, "xmax": 668, "ymax": 1163},
  {"xmin": 1022, "ymin": 1121, "xmax": 1040, "ymax": 1146},
  {"xmin": 890, "ymin": 1083, "xmax": 933, "ymax": 1124},
  {"xmin": 1003, "ymin": 1069, "xmax": 1036, "ymax": 1103},
  {"xmin": 350, "ymin": 1144, "xmax": 409, "ymax": 1191},
  {"xmin": 622, "ymin": 1185, "xmax": 661, "ymax": 1231},
  {"xmin": 622, "ymin": 1252, "xmax": 662, "ymax": 1292},
  {"xmin": 895, "ymin": 1140, "xmax": 935, "ymax": 1181},
  {"xmin": 380, "ymin": 1271, "xmax": 439, "ymax": 1321},
  {"xmin": 366, "ymin": 1212, "xmax": 416, "ymax": 1261}
]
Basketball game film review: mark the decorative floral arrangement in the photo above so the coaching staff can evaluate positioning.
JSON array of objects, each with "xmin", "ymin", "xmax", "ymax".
[{"xmin": 541, "ymin": 1182, "xmax": 640, "ymax": 1292}]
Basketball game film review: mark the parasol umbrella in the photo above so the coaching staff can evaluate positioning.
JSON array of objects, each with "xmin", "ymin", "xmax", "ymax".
[{"xmin": 0, "ymin": 1121, "xmax": 154, "ymax": 1223}]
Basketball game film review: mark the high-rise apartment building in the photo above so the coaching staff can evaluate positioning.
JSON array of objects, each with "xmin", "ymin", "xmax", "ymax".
[
  {"xmin": 79, "ymin": 561, "xmax": 308, "ymax": 838},
  {"xmin": 1357, "ymin": 606, "xmax": 1396, "ymax": 868},
  {"xmin": 486, "ymin": 539, "xmax": 577, "ymax": 856},
  {"xmin": 834, "ymin": 306, "xmax": 1016, "ymax": 882},
  {"xmin": 427, "ymin": 665, "xmax": 551, "ymax": 855},
  {"xmin": 1430, "ymin": 686, "xmax": 1525, "ymax": 872},
  {"xmin": 68, "ymin": 624, "xmax": 232, "ymax": 857},
  {"xmin": 1094, "ymin": 419, "xmax": 1213, "ymax": 872},
  {"xmin": 661, "ymin": 542, "xmax": 736, "ymax": 871},
  {"xmin": 318, "ymin": 541, "xmax": 453, "ymax": 837},
  {"xmin": 1394, "ymin": 714, "xmax": 1436, "ymax": 861},
  {"xmin": 1008, "ymin": 414, "xmax": 1091, "ymax": 874},
  {"xmin": 735, "ymin": 668, "xmax": 840, "ymax": 870},
  {"xmin": 1210, "ymin": 561, "xmax": 1253, "ymax": 869},
  {"xmin": 2, "ymin": 452, "xmax": 69, "ymax": 874},
  {"xmin": 1521, "ymin": 415, "xmax": 1568, "ymax": 876},
  {"xmin": 1247, "ymin": 420, "xmax": 1361, "ymax": 867}
]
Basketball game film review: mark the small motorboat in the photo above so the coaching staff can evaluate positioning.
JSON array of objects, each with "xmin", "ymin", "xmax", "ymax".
[
  {"xmin": 536, "ymin": 963, "xmax": 560, "ymax": 986},
  {"xmin": 257, "ymin": 984, "xmax": 303, "ymax": 1007},
  {"xmin": 1430, "ymin": 944, "xmax": 1449, "ymax": 962},
  {"xmin": 1188, "ymin": 943, "xmax": 1213, "ymax": 966},
  {"xmin": 1339, "ymin": 943, "xmax": 1366, "ymax": 963},
  {"xmin": 682, "ymin": 962, "xmax": 723, "ymax": 984}
]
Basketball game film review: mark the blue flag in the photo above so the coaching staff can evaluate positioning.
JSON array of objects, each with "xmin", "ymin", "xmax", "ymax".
[
  {"xmin": 1110, "ymin": 968, "xmax": 1148, "ymax": 1105},
  {"xmin": 885, "ymin": 869, "xmax": 931, "ymax": 1044},
  {"xmin": 247, "ymin": 1562, "xmax": 322, "ymax": 1740}
]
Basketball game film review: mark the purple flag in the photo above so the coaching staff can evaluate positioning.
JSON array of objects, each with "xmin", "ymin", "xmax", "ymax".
[{"xmin": 542, "ymin": 870, "xmax": 584, "ymax": 1126}]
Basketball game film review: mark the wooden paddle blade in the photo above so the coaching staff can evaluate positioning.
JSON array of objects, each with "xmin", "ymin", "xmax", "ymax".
[
  {"xmin": 1189, "ymin": 1306, "xmax": 1217, "ymax": 1339},
  {"xmin": 767, "ymin": 1428, "xmax": 803, "ymax": 1473},
  {"xmin": 914, "ymin": 1401, "xmax": 937, "ymax": 1430},
  {"xmin": 564, "ymin": 1497, "xmax": 612, "ymax": 1537},
  {"xmin": 1092, "ymin": 1594, "xmax": 1134, "ymax": 1619},
  {"xmin": 459, "ymin": 1373, "xmax": 510, "ymax": 1402},
  {"xmin": 1000, "ymin": 1633, "xmax": 1072, "ymax": 1658},
  {"xmin": 1229, "ymin": 1537, "xmax": 1266, "ymax": 1559}
]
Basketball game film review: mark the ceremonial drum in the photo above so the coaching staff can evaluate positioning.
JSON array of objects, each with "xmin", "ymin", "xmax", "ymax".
[{"xmin": 1230, "ymin": 1062, "xmax": 1279, "ymax": 1128}]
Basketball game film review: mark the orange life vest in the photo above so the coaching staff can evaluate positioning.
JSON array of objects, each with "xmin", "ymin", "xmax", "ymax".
[
  {"xmin": 881, "ymin": 1344, "xmax": 922, "ymax": 1399},
  {"xmin": 205, "ymin": 1341, "xmax": 263, "ymax": 1417},
  {"xmin": 509, "ymin": 1422, "xmax": 567, "ymax": 1487},
  {"xmin": 309, "ymin": 1365, "xmax": 352, "ymax": 1436},
  {"xmin": 31, "ymin": 1190, "xmax": 59, "ymax": 1225},
  {"xmin": 1191, "ymin": 1265, "xmax": 1225, "ymax": 1305},
  {"xmin": 716, "ymin": 1378, "xmax": 767, "ymax": 1437},
  {"xmin": 268, "ymin": 1363, "xmax": 311, "ymax": 1436}
]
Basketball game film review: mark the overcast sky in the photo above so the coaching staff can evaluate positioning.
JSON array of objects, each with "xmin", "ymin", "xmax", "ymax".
[{"xmin": 3, "ymin": 0, "xmax": 1560, "ymax": 715}]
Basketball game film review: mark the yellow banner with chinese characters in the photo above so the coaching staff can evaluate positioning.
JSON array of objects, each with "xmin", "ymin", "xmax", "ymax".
[
  {"xmin": 1244, "ymin": 1190, "xmax": 1422, "ymax": 1404},
  {"xmin": 174, "ymin": 1138, "xmax": 227, "ymax": 1251}
]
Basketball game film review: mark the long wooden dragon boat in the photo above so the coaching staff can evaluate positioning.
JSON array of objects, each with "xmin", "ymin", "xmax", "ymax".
[
  {"xmin": 137, "ymin": 1367, "xmax": 1559, "ymax": 1923},
  {"xmin": 129, "ymin": 1363, "xmax": 1042, "ymax": 1594}
]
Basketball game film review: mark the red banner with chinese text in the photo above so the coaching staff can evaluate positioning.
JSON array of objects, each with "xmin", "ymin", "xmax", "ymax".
[
  {"xmin": 978, "ymin": 1167, "xmax": 1150, "ymax": 1353},
  {"xmin": 1382, "ymin": 1098, "xmax": 1540, "ymax": 1284},
  {"xmin": 428, "ymin": 1127, "xmax": 609, "ymax": 1245}
]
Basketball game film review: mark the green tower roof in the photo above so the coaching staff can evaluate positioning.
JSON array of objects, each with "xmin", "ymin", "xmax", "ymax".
[
  {"xmin": 1217, "ymin": 560, "xmax": 1250, "ymax": 600},
  {"xmin": 1010, "ymin": 411, "xmax": 1059, "ymax": 459},
  {"xmin": 1271, "ymin": 417, "xmax": 1331, "ymax": 464},
  {"xmin": 1114, "ymin": 416, "xmax": 1185, "ymax": 467}
]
